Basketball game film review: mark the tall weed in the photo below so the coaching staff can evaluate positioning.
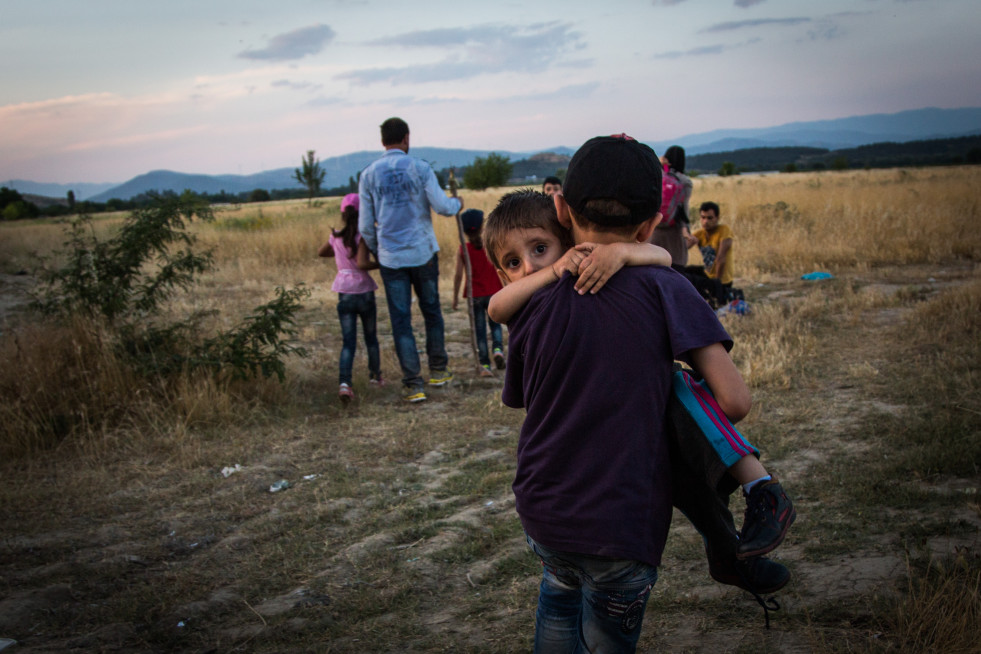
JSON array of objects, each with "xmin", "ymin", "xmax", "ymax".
[
  {"xmin": 2, "ymin": 195, "xmax": 309, "ymax": 457},
  {"xmin": 688, "ymin": 167, "xmax": 981, "ymax": 277},
  {"xmin": 880, "ymin": 278, "xmax": 981, "ymax": 478},
  {"xmin": 873, "ymin": 553, "xmax": 981, "ymax": 653}
]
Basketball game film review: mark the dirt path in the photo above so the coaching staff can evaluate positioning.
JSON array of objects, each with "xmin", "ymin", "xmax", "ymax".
[{"xmin": 1, "ymin": 263, "xmax": 979, "ymax": 652}]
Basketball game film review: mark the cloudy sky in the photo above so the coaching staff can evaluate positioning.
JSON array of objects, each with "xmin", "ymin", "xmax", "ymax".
[{"xmin": 2, "ymin": 0, "xmax": 979, "ymax": 184}]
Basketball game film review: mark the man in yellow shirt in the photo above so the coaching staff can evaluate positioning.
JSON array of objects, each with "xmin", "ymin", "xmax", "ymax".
[{"xmin": 687, "ymin": 201, "xmax": 734, "ymax": 297}]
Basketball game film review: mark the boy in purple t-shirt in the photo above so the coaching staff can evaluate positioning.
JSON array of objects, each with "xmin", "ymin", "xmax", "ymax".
[{"xmin": 486, "ymin": 136, "xmax": 787, "ymax": 651}]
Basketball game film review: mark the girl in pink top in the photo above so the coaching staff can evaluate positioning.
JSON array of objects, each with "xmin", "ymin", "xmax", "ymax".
[{"xmin": 318, "ymin": 193, "xmax": 383, "ymax": 403}]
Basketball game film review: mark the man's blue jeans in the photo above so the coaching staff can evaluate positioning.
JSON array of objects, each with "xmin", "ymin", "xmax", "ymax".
[
  {"xmin": 471, "ymin": 295, "xmax": 503, "ymax": 367},
  {"xmin": 336, "ymin": 291, "xmax": 381, "ymax": 386},
  {"xmin": 526, "ymin": 535, "xmax": 658, "ymax": 653},
  {"xmin": 379, "ymin": 254, "xmax": 448, "ymax": 388}
]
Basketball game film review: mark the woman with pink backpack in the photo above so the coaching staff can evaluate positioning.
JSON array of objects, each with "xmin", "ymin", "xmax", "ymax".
[{"xmin": 651, "ymin": 145, "xmax": 693, "ymax": 266}]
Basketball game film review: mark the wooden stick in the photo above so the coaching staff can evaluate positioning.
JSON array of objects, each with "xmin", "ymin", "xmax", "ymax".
[{"xmin": 448, "ymin": 169, "xmax": 481, "ymax": 372}]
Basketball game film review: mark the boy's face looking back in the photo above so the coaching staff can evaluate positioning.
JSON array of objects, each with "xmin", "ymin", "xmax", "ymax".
[
  {"xmin": 494, "ymin": 227, "xmax": 565, "ymax": 283},
  {"xmin": 484, "ymin": 189, "xmax": 573, "ymax": 284},
  {"xmin": 542, "ymin": 181, "xmax": 562, "ymax": 196}
]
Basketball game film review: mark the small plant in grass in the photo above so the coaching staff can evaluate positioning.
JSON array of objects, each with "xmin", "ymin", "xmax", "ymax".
[
  {"xmin": 7, "ymin": 192, "xmax": 309, "ymax": 452},
  {"xmin": 117, "ymin": 285, "xmax": 308, "ymax": 381},
  {"xmin": 32, "ymin": 191, "xmax": 308, "ymax": 381},
  {"xmin": 218, "ymin": 206, "xmax": 276, "ymax": 231},
  {"xmin": 34, "ymin": 191, "xmax": 216, "ymax": 323}
]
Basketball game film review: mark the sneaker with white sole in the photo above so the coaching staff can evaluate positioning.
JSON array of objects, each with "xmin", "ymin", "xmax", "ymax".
[
  {"xmin": 428, "ymin": 370, "xmax": 454, "ymax": 387},
  {"xmin": 338, "ymin": 383, "xmax": 354, "ymax": 404},
  {"xmin": 403, "ymin": 387, "xmax": 427, "ymax": 403}
]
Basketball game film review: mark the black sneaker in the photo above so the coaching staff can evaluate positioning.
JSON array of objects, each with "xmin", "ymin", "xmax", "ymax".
[
  {"xmin": 708, "ymin": 550, "xmax": 791, "ymax": 594},
  {"xmin": 737, "ymin": 479, "xmax": 796, "ymax": 560},
  {"xmin": 707, "ymin": 544, "xmax": 789, "ymax": 629}
]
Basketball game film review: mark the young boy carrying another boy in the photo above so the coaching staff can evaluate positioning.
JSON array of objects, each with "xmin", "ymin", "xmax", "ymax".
[
  {"xmin": 451, "ymin": 209, "xmax": 506, "ymax": 375},
  {"xmin": 484, "ymin": 136, "xmax": 794, "ymax": 650}
]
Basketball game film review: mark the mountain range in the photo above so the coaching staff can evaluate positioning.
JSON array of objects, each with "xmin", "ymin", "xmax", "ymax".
[{"xmin": 6, "ymin": 106, "xmax": 980, "ymax": 202}]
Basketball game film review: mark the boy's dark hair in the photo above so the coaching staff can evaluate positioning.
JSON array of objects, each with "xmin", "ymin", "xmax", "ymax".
[
  {"xmin": 570, "ymin": 200, "xmax": 640, "ymax": 236},
  {"xmin": 461, "ymin": 209, "xmax": 484, "ymax": 234},
  {"xmin": 563, "ymin": 135, "xmax": 662, "ymax": 231},
  {"xmin": 542, "ymin": 176, "xmax": 562, "ymax": 189},
  {"xmin": 461, "ymin": 209, "xmax": 485, "ymax": 248},
  {"xmin": 484, "ymin": 190, "xmax": 572, "ymax": 269},
  {"xmin": 664, "ymin": 145, "xmax": 686, "ymax": 174},
  {"xmin": 699, "ymin": 201, "xmax": 720, "ymax": 217},
  {"xmin": 380, "ymin": 117, "xmax": 409, "ymax": 146}
]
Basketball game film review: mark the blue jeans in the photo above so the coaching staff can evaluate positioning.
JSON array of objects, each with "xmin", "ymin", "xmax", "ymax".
[
  {"xmin": 336, "ymin": 291, "xmax": 381, "ymax": 386},
  {"xmin": 527, "ymin": 535, "xmax": 658, "ymax": 654},
  {"xmin": 379, "ymin": 254, "xmax": 448, "ymax": 388},
  {"xmin": 471, "ymin": 295, "xmax": 503, "ymax": 367}
]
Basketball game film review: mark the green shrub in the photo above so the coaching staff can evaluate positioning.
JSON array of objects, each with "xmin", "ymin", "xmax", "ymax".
[
  {"xmin": 464, "ymin": 153, "xmax": 513, "ymax": 190},
  {"xmin": 32, "ymin": 192, "xmax": 308, "ymax": 382}
]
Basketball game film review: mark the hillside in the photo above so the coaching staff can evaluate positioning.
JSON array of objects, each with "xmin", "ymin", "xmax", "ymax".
[
  {"xmin": 686, "ymin": 135, "xmax": 981, "ymax": 174},
  {"xmin": 507, "ymin": 152, "xmax": 571, "ymax": 183},
  {"xmin": 653, "ymin": 106, "xmax": 981, "ymax": 154},
  {"xmin": 7, "ymin": 107, "xmax": 980, "ymax": 202}
]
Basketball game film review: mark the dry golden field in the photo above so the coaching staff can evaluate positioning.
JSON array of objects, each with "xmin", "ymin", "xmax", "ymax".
[{"xmin": 1, "ymin": 166, "xmax": 979, "ymax": 652}]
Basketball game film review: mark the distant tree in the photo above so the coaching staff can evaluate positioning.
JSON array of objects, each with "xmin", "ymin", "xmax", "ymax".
[
  {"xmin": 40, "ymin": 204, "xmax": 71, "ymax": 218},
  {"xmin": 0, "ymin": 187, "xmax": 39, "ymax": 220},
  {"xmin": 212, "ymin": 189, "xmax": 237, "ymax": 204},
  {"xmin": 294, "ymin": 150, "xmax": 326, "ymax": 206},
  {"xmin": 718, "ymin": 161, "xmax": 737, "ymax": 177},
  {"xmin": 464, "ymin": 153, "xmax": 513, "ymax": 190},
  {"xmin": 0, "ymin": 186, "xmax": 23, "ymax": 211},
  {"xmin": 67, "ymin": 190, "xmax": 76, "ymax": 212},
  {"xmin": 832, "ymin": 156, "xmax": 850, "ymax": 171},
  {"xmin": 782, "ymin": 163, "xmax": 798, "ymax": 173},
  {"xmin": 966, "ymin": 147, "xmax": 981, "ymax": 164},
  {"xmin": 2, "ymin": 201, "xmax": 32, "ymax": 221},
  {"xmin": 249, "ymin": 188, "xmax": 271, "ymax": 203}
]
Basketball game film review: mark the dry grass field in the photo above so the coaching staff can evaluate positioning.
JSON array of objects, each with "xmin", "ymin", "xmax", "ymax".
[{"xmin": 1, "ymin": 166, "xmax": 979, "ymax": 652}]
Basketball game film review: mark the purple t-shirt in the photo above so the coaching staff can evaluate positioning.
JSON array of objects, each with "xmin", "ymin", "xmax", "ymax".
[{"xmin": 502, "ymin": 266, "xmax": 731, "ymax": 567}]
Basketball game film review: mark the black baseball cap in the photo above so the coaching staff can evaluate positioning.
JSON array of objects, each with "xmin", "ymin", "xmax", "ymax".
[{"xmin": 563, "ymin": 134, "xmax": 662, "ymax": 226}]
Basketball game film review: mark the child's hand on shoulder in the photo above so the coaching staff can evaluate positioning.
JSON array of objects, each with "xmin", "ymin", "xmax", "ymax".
[
  {"xmin": 573, "ymin": 242, "xmax": 627, "ymax": 295},
  {"xmin": 552, "ymin": 247, "xmax": 586, "ymax": 281}
]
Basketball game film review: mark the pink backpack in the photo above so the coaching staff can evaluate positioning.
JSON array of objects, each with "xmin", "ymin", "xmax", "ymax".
[{"xmin": 659, "ymin": 164, "xmax": 682, "ymax": 228}]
